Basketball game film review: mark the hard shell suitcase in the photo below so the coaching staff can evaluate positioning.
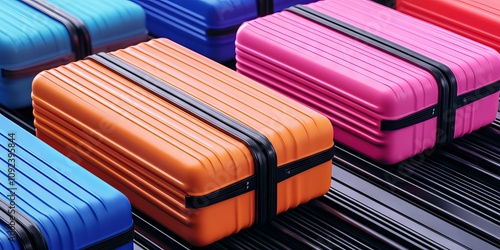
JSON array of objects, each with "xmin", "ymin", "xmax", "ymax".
[
  {"xmin": 0, "ymin": 114, "xmax": 134, "ymax": 249},
  {"xmin": 396, "ymin": 0, "xmax": 500, "ymax": 53},
  {"xmin": 129, "ymin": 0, "xmax": 318, "ymax": 62},
  {"xmin": 235, "ymin": 0, "xmax": 500, "ymax": 164},
  {"xmin": 31, "ymin": 38, "xmax": 334, "ymax": 246},
  {"xmin": 0, "ymin": 0, "xmax": 148, "ymax": 109}
]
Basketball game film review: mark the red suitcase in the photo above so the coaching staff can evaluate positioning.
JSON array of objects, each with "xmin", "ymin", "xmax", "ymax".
[{"xmin": 397, "ymin": 0, "xmax": 500, "ymax": 53}]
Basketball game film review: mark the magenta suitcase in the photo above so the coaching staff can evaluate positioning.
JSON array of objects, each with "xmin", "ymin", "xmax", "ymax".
[{"xmin": 235, "ymin": 0, "xmax": 500, "ymax": 164}]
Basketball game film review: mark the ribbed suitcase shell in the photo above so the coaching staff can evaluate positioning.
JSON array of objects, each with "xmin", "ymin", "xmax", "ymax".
[
  {"xmin": 0, "ymin": 0, "xmax": 148, "ymax": 109},
  {"xmin": 397, "ymin": 0, "xmax": 500, "ymax": 53},
  {"xmin": 235, "ymin": 0, "xmax": 500, "ymax": 164},
  {"xmin": 31, "ymin": 38, "xmax": 334, "ymax": 246},
  {"xmin": 129, "ymin": 0, "xmax": 317, "ymax": 62},
  {"xmin": 0, "ymin": 114, "xmax": 133, "ymax": 249}
]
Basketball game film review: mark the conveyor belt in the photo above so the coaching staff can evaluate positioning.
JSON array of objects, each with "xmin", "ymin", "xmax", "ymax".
[
  {"xmin": 136, "ymin": 41, "xmax": 499, "ymax": 248},
  {"xmin": 2, "ymin": 101, "xmax": 498, "ymax": 250},
  {"xmin": 132, "ymin": 102, "xmax": 500, "ymax": 249}
]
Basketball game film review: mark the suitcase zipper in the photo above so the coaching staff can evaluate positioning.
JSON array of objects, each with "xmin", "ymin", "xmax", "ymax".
[
  {"xmin": 456, "ymin": 81, "xmax": 500, "ymax": 108},
  {"xmin": 21, "ymin": 0, "xmax": 92, "ymax": 60},
  {"xmin": 187, "ymin": 145, "xmax": 334, "ymax": 208},
  {"xmin": 88, "ymin": 52, "xmax": 334, "ymax": 223},
  {"xmin": 82, "ymin": 225, "xmax": 134, "ymax": 250},
  {"xmin": 89, "ymin": 53, "xmax": 277, "ymax": 224},
  {"xmin": 277, "ymin": 147, "xmax": 335, "ymax": 182},
  {"xmin": 381, "ymin": 80, "xmax": 500, "ymax": 130},
  {"xmin": 186, "ymin": 176, "xmax": 256, "ymax": 209},
  {"xmin": 381, "ymin": 105, "xmax": 438, "ymax": 131},
  {"xmin": 288, "ymin": 5, "xmax": 458, "ymax": 147}
]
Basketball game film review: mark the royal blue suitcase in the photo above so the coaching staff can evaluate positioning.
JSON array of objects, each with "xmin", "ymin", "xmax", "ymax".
[
  {"xmin": 0, "ymin": 0, "xmax": 148, "ymax": 109},
  {"xmin": 0, "ymin": 114, "xmax": 134, "ymax": 249},
  {"xmin": 130, "ymin": 0, "xmax": 317, "ymax": 62}
]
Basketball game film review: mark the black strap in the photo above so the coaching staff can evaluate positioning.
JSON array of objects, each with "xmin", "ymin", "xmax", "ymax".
[
  {"xmin": 276, "ymin": 147, "xmax": 334, "ymax": 182},
  {"xmin": 21, "ymin": 0, "xmax": 91, "ymax": 60},
  {"xmin": 380, "ymin": 105, "xmax": 438, "ymax": 131},
  {"xmin": 88, "ymin": 53, "xmax": 276, "ymax": 224},
  {"xmin": 187, "ymin": 145, "xmax": 334, "ymax": 208},
  {"xmin": 186, "ymin": 176, "xmax": 256, "ymax": 209},
  {"xmin": 257, "ymin": 0, "xmax": 274, "ymax": 16},
  {"xmin": 88, "ymin": 52, "xmax": 335, "ymax": 223},
  {"xmin": 456, "ymin": 81, "xmax": 500, "ymax": 108},
  {"xmin": 0, "ymin": 198, "xmax": 48, "ymax": 250},
  {"xmin": 206, "ymin": 25, "xmax": 241, "ymax": 37},
  {"xmin": 382, "ymin": 80, "xmax": 500, "ymax": 130},
  {"xmin": 287, "ymin": 5, "xmax": 459, "ymax": 147}
]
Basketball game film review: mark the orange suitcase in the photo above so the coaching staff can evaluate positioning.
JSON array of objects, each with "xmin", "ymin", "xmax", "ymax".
[
  {"xmin": 396, "ymin": 0, "xmax": 500, "ymax": 53},
  {"xmin": 31, "ymin": 38, "xmax": 334, "ymax": 246}
]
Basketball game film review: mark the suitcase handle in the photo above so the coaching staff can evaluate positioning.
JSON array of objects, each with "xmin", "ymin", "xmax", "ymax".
[
  {"xmin": 1, "ymin": 53, "xmax": 75, "ymax": 79},
  {"xmin": 0, "ymin": 198, "xmax": 48, "ymax": 249}
]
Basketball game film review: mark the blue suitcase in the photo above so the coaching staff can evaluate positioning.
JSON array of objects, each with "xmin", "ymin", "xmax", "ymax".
[
  {"xmin": 130, "ymin": 0, "xmax": 317, "ymax": 62},
  {"xmin": 0, "ymin": 0, "xmax": 148, "ymax": 109},
  {"xmin": 0, "ymin": 114, "xmax": 134, "ymax": 249}
]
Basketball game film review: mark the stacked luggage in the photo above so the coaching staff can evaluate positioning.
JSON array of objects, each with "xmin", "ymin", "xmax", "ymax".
[
  {"xmin": 235, "ymin": 0, "xmax": 500, "ymax": 164},
  {"xmin": 0, "ymin": 114, "xmax": 134, "ymax": 249},
  {"xmin": 31, "ymin": 38, "xmax": 334, "ymax": 246},
  {"xmin": 0, "ymin": 0, "xmax": 147, "ymax": 109}
]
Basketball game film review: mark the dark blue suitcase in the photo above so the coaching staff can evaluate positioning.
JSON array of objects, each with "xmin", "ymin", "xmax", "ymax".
[
  {"xmin": 130, "ymin": 0, "xmax": 317, "ymax": 62},
  {"xmin": 0, "ymin": 0, "xmax": 148, "ymax": 109},
  {"xmin": 0, "ymin": 114, "xmax": 134, "ymax": 249}
]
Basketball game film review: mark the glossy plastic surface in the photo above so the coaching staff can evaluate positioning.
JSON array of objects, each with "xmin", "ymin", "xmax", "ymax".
[
  {"xmin": 235, "ymin": 0, "xmax": 500, "ymax": 164},
  {"xmin": 0, "ymin": 0, "xmax": 147, "ymax": 109},
  {"xmin": 32, "ymin": 38, "xmax": 333, "ymax": 246},
  {"xmin": 0, "ymin": 114, "xmax": 133, "ymax": 249},
  {"xmin": 130, "ymin": 0, "xmax": 317, "ymax": 62},
  {"xmin": 397, "ymin": 0, "xmax": 500, "ymax": 53}
]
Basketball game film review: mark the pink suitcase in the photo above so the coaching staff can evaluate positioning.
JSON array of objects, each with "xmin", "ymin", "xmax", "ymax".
[{"xmin": 235, "ymin": 0, "xmax": 500, "ymax": 164}]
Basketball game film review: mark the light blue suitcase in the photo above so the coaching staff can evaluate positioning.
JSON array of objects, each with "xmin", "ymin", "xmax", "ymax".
[
  {"xmin": 130, "ymin": 0, "xmax": 317, "ymax": 62},
  {"xmin": 0, "ymin": 0, "xmax": 148, "ymax": 109},
  {"xmin": 0, "ymin": 114, "xmax": 134, "ymax": 249}
]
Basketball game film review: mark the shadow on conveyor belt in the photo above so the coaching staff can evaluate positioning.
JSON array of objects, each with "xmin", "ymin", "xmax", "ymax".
[
  {"xmin": 133, "ymin": 102, "xmax": 500, "ymax": 250},
  {"xmin": 0, "ymin": 105, "xmax": 34, "ymax": 133},
  {"xmin": 1, "ymin": 103, "xmax": 498, "ymax": 250}
]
